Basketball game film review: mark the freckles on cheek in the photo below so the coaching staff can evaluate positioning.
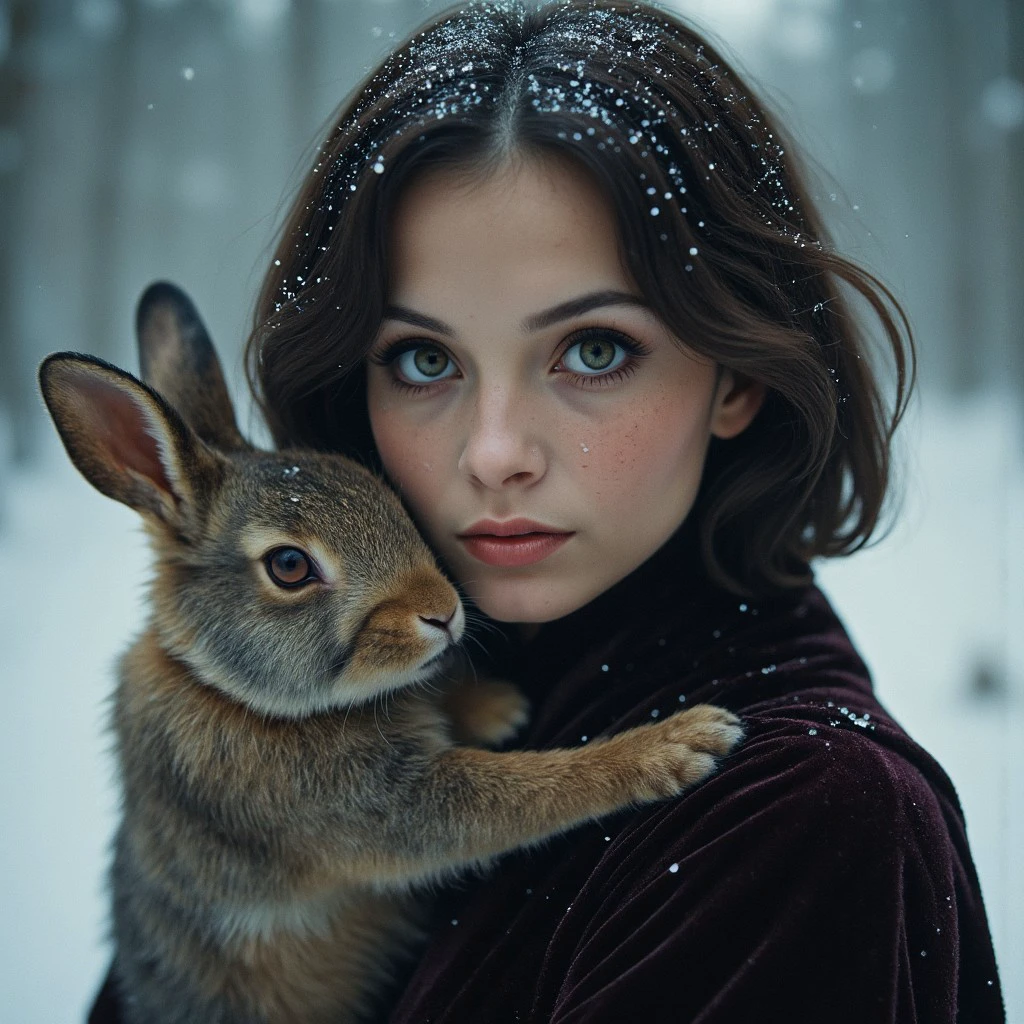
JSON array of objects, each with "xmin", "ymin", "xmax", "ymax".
[{"xmin": 581, "ymin": 399, "xmax": 703, "ymax": 500}]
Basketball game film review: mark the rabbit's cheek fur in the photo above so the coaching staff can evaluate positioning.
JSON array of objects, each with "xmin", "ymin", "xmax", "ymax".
[
  {"xmin": 145, "ymin": 511, "xmax": 463, "ymax": 717},
  {"xmin": 143, "ymin": 557, "xmax": 341, "ymax": 717}
]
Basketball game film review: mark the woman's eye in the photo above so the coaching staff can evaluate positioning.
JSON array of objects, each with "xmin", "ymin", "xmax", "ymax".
[
  {"xmin": 394, "ymin": 345, "xmax": 457, "ymax": 384},
  {"xmin": 266, "ymin": 547, "xmax": 316, "ymax": 588},
  {"xmin": 560, "ymin": 334, "xmax": 630, "ymax": 375}
]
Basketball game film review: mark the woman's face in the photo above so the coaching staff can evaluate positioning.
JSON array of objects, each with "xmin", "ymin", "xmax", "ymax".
[{"xmin": 366, "ymin": 154, "xmax": 763, "ymax": 623}]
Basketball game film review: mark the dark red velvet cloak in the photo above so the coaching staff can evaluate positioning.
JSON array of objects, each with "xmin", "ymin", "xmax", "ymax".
[{"xmin": 89, "ymin": 530, "xmax": 1005, "ymax": 1023}]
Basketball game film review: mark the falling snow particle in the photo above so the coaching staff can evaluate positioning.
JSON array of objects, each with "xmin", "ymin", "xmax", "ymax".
[
  {"xmin": 601, "ymin": 664, "xmax": 609, "ymax": 672},
  {"xmin": 668, "ymin": 862, "xmax": 679, "ymax": 873},
  {"xmin": 372, "ymin": 160, "xmax": 385, "ymax": 174},
  {"xmin": 689, "ymin": 246, "xmax": 699, "ymax": 256},
  {"xmin": 651, "ymin": 709, "xmax": 660, "ymax": 718},
  {"xmin": 181, "ymin": 66, "xmax": 195, "ymax": 81}
]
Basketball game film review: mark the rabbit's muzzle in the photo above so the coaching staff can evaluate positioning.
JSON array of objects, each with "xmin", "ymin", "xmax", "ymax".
[{"xmin": 342, "ymin": 567, "xmax": 463, "ymax": 690}]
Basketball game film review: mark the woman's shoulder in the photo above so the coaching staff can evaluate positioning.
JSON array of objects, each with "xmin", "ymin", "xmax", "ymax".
[
  {"xmin": 538, "ymin": 664, "xmax": 1001, "ymax": 1020},
  {"xmin": 622, "ymin": 692, "xmax": 965, "ymax": 884},
  {"xmin": 523, "ymin": 704, "xmax": 1003, "ymax": 1023},
  {"xmin": 642, "ymin": 579, "xmax": 973, "ymax": 874},
  {"xmin": 533, "ymin": 575, "xmax": 981, "ymax": 926}
]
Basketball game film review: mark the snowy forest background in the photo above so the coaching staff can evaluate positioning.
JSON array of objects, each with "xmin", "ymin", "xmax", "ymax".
[{"xmin": 1, "ymin": 0, "xmax": 1021, "ymax": 1019}]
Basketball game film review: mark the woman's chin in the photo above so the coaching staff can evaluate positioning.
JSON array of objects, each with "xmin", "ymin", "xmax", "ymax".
[{"xmin": 465, "ymin": 575, "xmax": 599, "ymax": 625}]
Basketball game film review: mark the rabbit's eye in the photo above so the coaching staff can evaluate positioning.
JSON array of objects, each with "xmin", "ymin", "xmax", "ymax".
[{"xmin": 265, "ymin": 547, "xmax": 316, "ymax": 588}]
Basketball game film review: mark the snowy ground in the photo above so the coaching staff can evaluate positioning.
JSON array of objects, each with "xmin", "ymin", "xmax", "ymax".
[{"xmin": 1, "ymin": 389, "xmax": 1021, "ymax": 1023}]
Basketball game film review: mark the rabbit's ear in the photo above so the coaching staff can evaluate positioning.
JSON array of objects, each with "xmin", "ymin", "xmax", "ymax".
[
  {"xmin": 136, "ymin": 282, "xmax": 248, "ymax": 451},
  {"xmin": 38, "ymin": 353, "xmax": 220, "ymax": 525}
]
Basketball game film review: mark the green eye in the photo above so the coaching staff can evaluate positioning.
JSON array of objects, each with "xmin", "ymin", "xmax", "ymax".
[
  {"xmin": 561, "ymin": 334, "xmax": 629, "ymax": 375},
  {"xmin": 396, "ymin": 345, "xmax": 455, "ymax": 383},
  {"xmin": 413, "ymin": 347, "xmax": 448, "ymax": 376},
  {"xmin": 578, "ymin": 338, "xmax": 616, "ymax": 370}
]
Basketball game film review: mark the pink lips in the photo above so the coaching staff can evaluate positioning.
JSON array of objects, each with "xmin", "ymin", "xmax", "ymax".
[{"xmin": 458, "ymin": 518, "xmax": 575, "ymax": 568}]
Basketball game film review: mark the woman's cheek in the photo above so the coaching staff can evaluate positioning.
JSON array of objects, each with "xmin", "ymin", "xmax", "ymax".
[
  {"xmin": 369, "ymin": 406, "xmax": 445, "ymax": 515},
  {"xmin": 575, "ymin": 396, "xmax": 709, "ymax": 521}
]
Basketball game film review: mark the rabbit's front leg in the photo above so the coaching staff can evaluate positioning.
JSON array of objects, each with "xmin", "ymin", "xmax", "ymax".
[{"xmin": 347, "ymin": 704, "xmax": 743, "ymax": 886}]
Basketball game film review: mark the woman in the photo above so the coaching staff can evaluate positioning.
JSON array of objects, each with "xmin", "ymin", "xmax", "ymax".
[{"xmin": 90, "ymin": 0, "xmax": 1004, "ymax": 1020}]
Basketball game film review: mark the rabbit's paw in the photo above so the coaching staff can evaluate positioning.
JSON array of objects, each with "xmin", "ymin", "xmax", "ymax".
[
  {"xmin": 632, "ymin": 704, "xmax": 744, "ymax": 798},
  {"xmin": 444, "ymin": 679, "xmax": 530, "ymax": 747}
]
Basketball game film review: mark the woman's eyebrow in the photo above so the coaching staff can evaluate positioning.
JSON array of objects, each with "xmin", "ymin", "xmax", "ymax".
[{"xmin": 381, "ymin": 290, "xmax": 650, "ymax": 337}]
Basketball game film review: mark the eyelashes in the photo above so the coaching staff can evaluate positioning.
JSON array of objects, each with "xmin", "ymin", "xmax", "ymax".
[{"xmin": 369, "ymin": 327, "xmax": 652, "ymax": 392}]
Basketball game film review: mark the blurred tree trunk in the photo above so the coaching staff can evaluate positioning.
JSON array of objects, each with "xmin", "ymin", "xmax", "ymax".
[
  {"xmin": 84, "ymin": 0, "xmax": 138, "ymax": 365},
  {"xmin": 289, "ymin": 0, "xmax": 320, "ymax": 165},
  {"xmin": 937, "ymin": 0, "xmax": 983, "ymax": 393},
  {"xmin": 1007, "ymin": 0, "xmax": 1024, "ymax": 399},
  {"xmin": 935, "ymin": 0, "xmax": 1022, "ymax": 395},
  {"xmin": 0, "ymin": 0, "xmax": 35, "ymax": 465}
]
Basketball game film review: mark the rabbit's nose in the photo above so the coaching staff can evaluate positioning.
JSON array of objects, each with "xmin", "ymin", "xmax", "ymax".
[
  {"xmin": 413, "ymin": 598, "xmax": 466, "ymax": 643},
  {"xmin": 418, "ymin": 608, "xmax": 459, "ymax": 637},
  {"xmin": 418, "ymin": 602, "xmax": 465, "ymax": 643}
]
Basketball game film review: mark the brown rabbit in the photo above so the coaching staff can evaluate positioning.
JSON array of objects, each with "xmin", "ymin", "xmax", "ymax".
[{"xmin": 38, "ymin": 282, "xmax": 743, "ymax": 1024}]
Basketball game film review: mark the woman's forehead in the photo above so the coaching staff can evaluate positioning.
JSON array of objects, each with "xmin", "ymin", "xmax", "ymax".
[{"xmin": 386, "ymin": 155, "xmax": 633, "ymax": 302}]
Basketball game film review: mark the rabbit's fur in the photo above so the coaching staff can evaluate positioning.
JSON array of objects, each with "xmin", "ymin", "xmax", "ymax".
[{"xmin": 39, "ymin": 283, "xmax": 743, "ymax": 1024}]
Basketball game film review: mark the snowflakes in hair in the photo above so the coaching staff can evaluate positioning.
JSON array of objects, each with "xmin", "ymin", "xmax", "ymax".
[{"xmin": 277, "ymin": 0, "xmax": 799, "ymax": 307}]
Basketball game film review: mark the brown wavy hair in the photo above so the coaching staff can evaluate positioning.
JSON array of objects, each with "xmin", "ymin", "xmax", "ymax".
[{"xmin": 245, "ymin": 0, "xmax": 915, "ymax": 597}]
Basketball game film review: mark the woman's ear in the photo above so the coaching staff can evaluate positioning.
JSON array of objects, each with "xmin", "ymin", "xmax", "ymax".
[{"xmin": 709, "ymin": 369, "xmax": 767, "ymax": 440}]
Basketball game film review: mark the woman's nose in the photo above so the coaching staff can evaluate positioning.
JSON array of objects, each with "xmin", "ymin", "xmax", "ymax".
[{"xmin": 457, "ymin": 387, "xmax": 546, "ymax": 490}]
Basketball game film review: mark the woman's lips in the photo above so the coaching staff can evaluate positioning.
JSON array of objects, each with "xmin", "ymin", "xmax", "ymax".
[{"xmin": 458, "ymin": 519, "xmax": 574, "ymax": 568}]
